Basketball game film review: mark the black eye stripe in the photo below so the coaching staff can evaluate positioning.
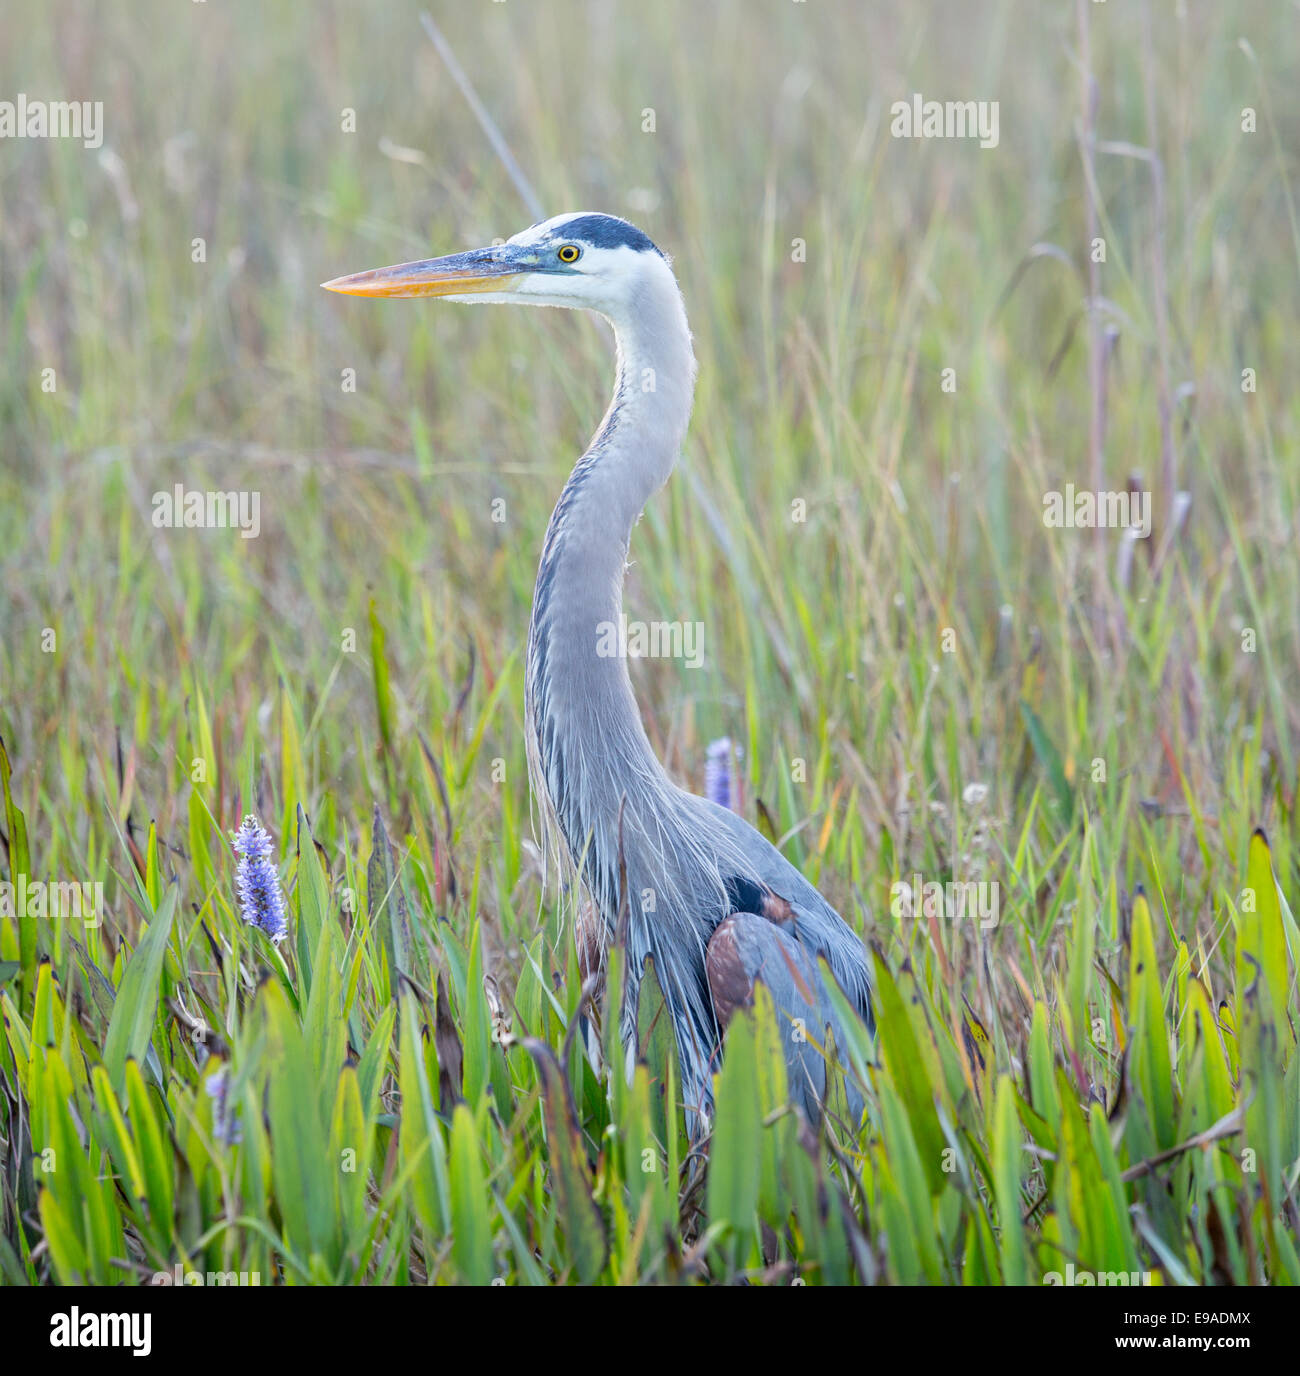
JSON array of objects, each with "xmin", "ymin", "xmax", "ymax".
[{"xmin": 551, "ymin": 214, "xmax": 662, "ymax": 256}]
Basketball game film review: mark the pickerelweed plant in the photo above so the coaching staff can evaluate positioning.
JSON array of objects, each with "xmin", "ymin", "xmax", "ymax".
[{"xmin": 232, "ymin": 815, "xmax": 288, "ymax": 945}]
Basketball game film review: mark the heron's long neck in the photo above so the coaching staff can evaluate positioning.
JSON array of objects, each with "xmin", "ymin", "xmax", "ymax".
[{"xmin": 526, "ymin": 270, "xmax": 696, "ymax": 901}]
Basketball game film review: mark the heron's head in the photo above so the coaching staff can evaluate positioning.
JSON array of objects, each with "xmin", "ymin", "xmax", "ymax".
[{"xmin": 322, "ymin": 212, "xmax": 670, "ymax": 319}]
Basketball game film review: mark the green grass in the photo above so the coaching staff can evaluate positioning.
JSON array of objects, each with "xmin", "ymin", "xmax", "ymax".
[{"xmin": 1, "ymin": 0, "xmax": 1299, "ymax": 1285}]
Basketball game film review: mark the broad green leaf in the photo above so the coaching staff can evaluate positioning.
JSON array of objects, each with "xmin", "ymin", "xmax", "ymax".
[
  {"xmin": 294, "ymin": 805, "xmax": 329, "ymax": 992},
  {"xmin": 875, "ymin": 959, "xmax": 946, "ymax": 1191},
  {"xmin": 1237, "ymin": 829, "xmax": 1290, "ymax": 1028},
  {"xmin": 992, "ymin": 1076, "xmax": 1028, "ymax": 1285},
  {"xmin": 102, "ymin": 888, "xmax": 177, "ymax": 1094},
  {"xmin": 706, "ymin": 1003, "xmax": 761, "ymax": 1253},
  {"xmin": 1128, "ymin": 888, "xmax": 1176, "ymax": 1152},
  {"xmin": 0, "ymin": 735, "xmax": 33, "ymax": 1006},
  {"xmin": 449, "ymin": 1105, "xmax": 494, "ymax": 1284},
  {"xmin": 525, "ymin": 1039, "xmax": 606, "ymax": 1284},
  {"xmin": 263, "ymin": 979, "xmax": 336, "ymax": 1268},
  {"xmin": 126, "ymin": 1059, "xmax": 174, "ymax": 1247},
  {"xmin": 399, "ymin": 992, "xmax": 449, "ymax": 1241}
]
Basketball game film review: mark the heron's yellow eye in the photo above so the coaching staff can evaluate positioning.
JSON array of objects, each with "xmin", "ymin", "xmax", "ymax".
[{"xmin": 557, "ymin": 244, "xmax": 581, "ymax": 264}]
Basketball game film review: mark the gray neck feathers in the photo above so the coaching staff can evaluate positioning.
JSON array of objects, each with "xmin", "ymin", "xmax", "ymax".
[
  {"xmin": 524, "ymin": 258, "xmax": 737, "ymax": 1107},
  {"xmin": 526, "ymin": 259, "xmax": 696, "ymax": 901}
]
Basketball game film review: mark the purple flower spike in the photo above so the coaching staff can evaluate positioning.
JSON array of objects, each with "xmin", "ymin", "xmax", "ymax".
[
  {"xmin": 705, "ymin": 737, "xmax": 741, "ymax": 814},
  {"xmin": 204, "ymin": 1064, "xmax": 243, "ymax": 1146},
  {"xmin": 231, "ymin": 814, "xmax": 288, "ymax": 943}
]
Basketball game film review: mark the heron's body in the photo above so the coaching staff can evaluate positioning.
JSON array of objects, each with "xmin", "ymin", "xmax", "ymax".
[{"xmin": 325, "ymin": 212, "xmax": 873, "ymax": 1130}]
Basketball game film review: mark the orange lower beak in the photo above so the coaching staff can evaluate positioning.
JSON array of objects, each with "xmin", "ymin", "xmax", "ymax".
[{"xmin": 322, "ymin": 247, "xmax": 525, "ymax": 299}]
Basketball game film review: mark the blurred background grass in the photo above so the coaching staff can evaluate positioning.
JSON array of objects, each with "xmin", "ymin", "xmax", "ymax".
[
  {"xmin": 0, "ymin": 0, "xmax": 1299, "ymax": 1285},
  {"xmin": 3, "ymin": 0, "xmax": 1296, "ymax": 919}
]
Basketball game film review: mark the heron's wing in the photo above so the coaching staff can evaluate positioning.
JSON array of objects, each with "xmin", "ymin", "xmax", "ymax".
[
  {"xmin": 696, "ymin": 794, "xmax": 875, "ymax": 1034},
  {"xmin": 705, "ymin": 910, "xmax": 861, "ymax": 1121}
]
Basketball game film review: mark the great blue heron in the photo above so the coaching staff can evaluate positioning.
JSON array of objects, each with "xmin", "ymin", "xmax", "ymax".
[{"xmin": 324, "ymin": 213, "xmax": 874, "ymax": 1133}]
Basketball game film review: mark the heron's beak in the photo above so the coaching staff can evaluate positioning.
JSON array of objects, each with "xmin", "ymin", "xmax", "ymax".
[{"xmin": 321, "ymin": 246, "xmax": 526, "ymax": 299}]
